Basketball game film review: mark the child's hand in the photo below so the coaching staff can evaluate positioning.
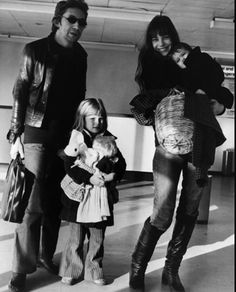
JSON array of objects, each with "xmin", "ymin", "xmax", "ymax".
[
  {"xmin": 90, "ymin": 173, "xmax": 105, "ymax": 187},
  {"xmin": 103, "ymin": 172, "xmax": 116, "ymax": 182},
  {"xmin": 210, "ymin": 99, "xmax": 225, "ymax": 115}
]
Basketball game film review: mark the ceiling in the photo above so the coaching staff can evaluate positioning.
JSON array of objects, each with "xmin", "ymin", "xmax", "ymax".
[{"xmin": 0, "ymin": 0, "xmax": 234, "ymax": 61}]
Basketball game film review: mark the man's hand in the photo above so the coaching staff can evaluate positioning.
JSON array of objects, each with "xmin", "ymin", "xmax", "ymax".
[
  {"xmin": 10, "ymin": 136, "xmax": 24, "ymax": 159},
  {"xmin": 210, "ymin": 99, "xmax": 225, "ymax": 115}
]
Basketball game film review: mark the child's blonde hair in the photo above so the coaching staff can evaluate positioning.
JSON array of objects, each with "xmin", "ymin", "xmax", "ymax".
[{"xmin": 74, "ymin": 98, "xmax": 108, "ymax": 132}]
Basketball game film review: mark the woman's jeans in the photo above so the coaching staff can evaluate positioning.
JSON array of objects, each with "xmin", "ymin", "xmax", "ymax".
[
  {"xmin": 150, "ymin": 146, "xmax": 204, "ymax": 231},
  {"xmin": 12, "ymin": 143, "xmax": 63, "ymax": 274},
  {"xmin": 59, "ymin": 222, "xmax": 106, "ymax": 280}
]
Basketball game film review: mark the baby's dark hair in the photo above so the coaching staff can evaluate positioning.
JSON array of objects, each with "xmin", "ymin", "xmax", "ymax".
[{"xmin": 170, "ymin": 42, "xmax": 193, "ymax": 56}]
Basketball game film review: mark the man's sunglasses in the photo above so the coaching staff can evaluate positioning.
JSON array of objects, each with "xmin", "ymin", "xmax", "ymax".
[{"xmin": 62, "ymin": 16, "xmax": 87, "ymax": 27}]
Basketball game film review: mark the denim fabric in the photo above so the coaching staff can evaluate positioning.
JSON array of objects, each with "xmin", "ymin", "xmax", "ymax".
[
  {"xmin": 59, "ymin": 222, "xmax": 106, "ymax": 280},
  {"xmin": 150, "ymin": 145, "xmax": 204, "ymax": 231},
  {"xmin": 12, "ymin": 143, "xmax": 63, "ymax": 274}
]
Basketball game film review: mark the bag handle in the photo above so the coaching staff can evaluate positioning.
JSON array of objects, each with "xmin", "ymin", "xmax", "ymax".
[{"xmin": 14, "ymin": 153, "xmax": 24, "ymax": 166}]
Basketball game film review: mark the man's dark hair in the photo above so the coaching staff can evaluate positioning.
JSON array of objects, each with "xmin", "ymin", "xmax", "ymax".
[{"xmin": 51, "ymin": 0, "xmax": 89, "ymax": 33}]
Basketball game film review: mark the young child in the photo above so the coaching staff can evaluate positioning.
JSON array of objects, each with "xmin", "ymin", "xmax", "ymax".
[
  {"xmin": 170, "ymin": 42, "xmax": 234, "ymax": 111},
  {"xmin": 59, "ymin": 98, "xmax": 126, "ymax": 286}
]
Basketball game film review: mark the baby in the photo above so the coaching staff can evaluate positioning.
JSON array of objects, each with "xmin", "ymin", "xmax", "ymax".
[{"xmin": 170, "ymin": 42, "xmax": 233, "ymax": 111}]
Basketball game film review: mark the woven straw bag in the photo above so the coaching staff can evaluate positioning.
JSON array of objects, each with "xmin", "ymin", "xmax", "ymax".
[{"xmin": 155, "ymin": 89, "xmax": 194, "ymax": 155}]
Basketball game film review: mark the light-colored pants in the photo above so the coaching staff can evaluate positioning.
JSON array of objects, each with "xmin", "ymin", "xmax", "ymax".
[
  {"xmin": 12, "ymin": 143, "xmax": 63, "ymax": 274},
  {"xmin": 59, "ymin": 222, "xmax": 106, "ymax": 280}
]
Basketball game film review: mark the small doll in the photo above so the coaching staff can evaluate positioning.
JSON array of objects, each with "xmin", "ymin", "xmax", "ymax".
[{"xmin": 75, "ymin": 135, "xmax": 118, "ymax": 174}]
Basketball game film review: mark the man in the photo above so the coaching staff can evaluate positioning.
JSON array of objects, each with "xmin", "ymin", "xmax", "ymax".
[{"xmin": 7, "ymin": 1, "xmax": 88, "ymax": 291}]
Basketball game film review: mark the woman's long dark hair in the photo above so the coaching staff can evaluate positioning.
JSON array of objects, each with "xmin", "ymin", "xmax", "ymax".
[{"xmin": 135, "ymin": 15, "xmax": 180, "ymax": 91}]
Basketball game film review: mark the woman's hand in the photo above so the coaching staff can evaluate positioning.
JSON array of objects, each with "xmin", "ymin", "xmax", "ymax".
[
  {"xmin": 10, "ymin": 136, "xmax": 24, "ymax": 159},
  {"xmin": 210, "ymin": 99, "xmax": 225, "ymax": 115},
  {"xmin": 195, "ymin": 89, "xmax": 225, "ymax": 115},
  {"xmin": 103, "ymin": 172, "xmax": 116, "ymax": 182},
  {"xmin": 89, "ymin": 172, "xmax": 105, "ymax": 187}
]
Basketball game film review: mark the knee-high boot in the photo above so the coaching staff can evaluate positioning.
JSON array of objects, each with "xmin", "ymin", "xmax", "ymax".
[
  {"xmin": 129, "ymin": 217, "xmax": 164, "ymax": 289},
  {"xmin": 162, "ymin": 215, "xmax": 197, "ymax": 292}
]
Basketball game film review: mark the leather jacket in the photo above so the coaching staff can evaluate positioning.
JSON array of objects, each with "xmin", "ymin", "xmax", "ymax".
[{"xmin": 7, "ymin": 33, "xmax": 87, "ymax": 143}]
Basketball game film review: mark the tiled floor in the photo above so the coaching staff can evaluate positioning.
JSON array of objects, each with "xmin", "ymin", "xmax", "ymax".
[{"xmin": 0, "ymin": 174, "xmax": 234, "ymax": 292}]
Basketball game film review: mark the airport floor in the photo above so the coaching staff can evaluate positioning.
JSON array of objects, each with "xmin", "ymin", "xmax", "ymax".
[{"xmin": 0, "ymin": 172, "xmax": 234, "ymax": 292}]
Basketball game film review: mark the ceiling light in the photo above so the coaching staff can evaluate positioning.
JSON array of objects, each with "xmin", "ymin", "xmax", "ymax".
[
  {"xmin": 210, "ymin": 17, "xmax": 234, "ymax": 29},
  {"xmin": 89, "ymin": 7, "xmax": 159, "ymax": 22}
]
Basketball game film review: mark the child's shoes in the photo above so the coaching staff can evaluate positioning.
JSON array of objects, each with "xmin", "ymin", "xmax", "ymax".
[
  {"xmin": 93, "ymin": 278, "xmax": 106, "ymax": 286},
  {"xmin": 61, "ymin": 277, "xmax": 73, "ymax": 285}
]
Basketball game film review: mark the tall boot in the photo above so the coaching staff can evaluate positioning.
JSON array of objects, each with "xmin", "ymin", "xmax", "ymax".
[
  {"xmin": 129, "ymin": 217, "xmax": 164, "ymax": 289},
  {"xmin": 162, "ymin": 215, "xmax": 197, "ymax": 292}
]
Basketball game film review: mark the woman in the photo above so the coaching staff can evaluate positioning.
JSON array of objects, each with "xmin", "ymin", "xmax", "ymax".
[{"xmin": 129, "ymin": 15, "xmax": 226, "ymax": 292}]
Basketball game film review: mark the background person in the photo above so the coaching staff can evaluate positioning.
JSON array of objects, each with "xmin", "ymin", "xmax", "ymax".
[{"xmin": 7, "ymin": 1, "xmax": 88, "ymax": 291}]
